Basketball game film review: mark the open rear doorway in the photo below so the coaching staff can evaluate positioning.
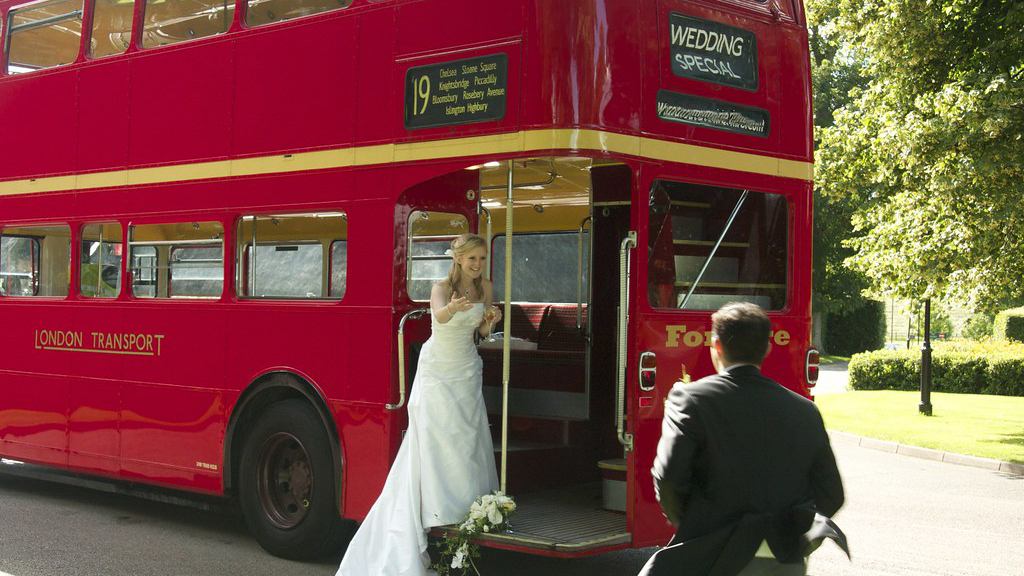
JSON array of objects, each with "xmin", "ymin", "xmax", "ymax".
[{"xmin": 464, "ymin": 157, "xmax": 635, "ymax": 555}]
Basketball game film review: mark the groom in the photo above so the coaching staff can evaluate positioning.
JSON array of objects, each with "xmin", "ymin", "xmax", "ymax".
[{"xmin": 641, "ymin": 302, "xmax": 846, "ymax": 576}]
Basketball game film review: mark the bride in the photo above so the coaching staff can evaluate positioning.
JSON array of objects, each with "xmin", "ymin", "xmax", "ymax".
[{"xmin": 337, "ymin": 233, "xmax": 501, "ymax": 576}]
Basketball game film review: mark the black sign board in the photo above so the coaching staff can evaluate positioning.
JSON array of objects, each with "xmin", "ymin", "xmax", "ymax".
[
  {"xmin": 656, "ymin": 90, "xmax": 770, "ymax": 138},
  {"xmin": 669, "ymin": 13, "xmax": 758, "ymax": 91},
  {"xmin": 404, "ymin": 54, "xmax": 508, "ymax": 130}
]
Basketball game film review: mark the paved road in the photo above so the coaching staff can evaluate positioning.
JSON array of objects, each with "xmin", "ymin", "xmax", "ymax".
[
  {"xmin": 805, "ymin": 437, "xmax": 1024, "ymax": 576},
  {"xmin": 2, "ymin": 438, "xmax": 1022, "ymax": 576},
  {"xmin": 813, "ymin": 361, "xmax": 851, "ymax": 395}
]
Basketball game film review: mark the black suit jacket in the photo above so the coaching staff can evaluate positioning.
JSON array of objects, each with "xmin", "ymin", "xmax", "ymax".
[{"xmin": 646, "ymin": 365, "xmax": 844, "ymax": 574}]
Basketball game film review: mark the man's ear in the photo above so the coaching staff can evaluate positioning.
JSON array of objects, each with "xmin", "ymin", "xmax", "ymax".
[{"xmin": 710, "ymin": 336, "xmax": 724, "ymax": 372}]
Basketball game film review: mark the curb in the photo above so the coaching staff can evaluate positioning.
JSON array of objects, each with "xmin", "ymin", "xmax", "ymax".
[{"xmin": 827, "ymin": 430, "xmax": 1024, "ymax": 476}]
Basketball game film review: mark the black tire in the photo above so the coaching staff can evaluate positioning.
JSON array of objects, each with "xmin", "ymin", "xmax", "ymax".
[{"xmin": 238, "ymin": 399, "xmax": 353, "ymax": 559}]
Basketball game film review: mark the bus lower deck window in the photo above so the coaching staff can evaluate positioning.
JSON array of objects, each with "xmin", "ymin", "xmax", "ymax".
[
  {"xmin": 237, "ymin": 212, "xmax": 347, "ymax": 300},
  {"xmin": 80, "ymin": 222, "xmax": 124, "ymax": 299},
  {"xmin": 129, "ymin": 221, "xmax": 225, "ymax": 299},
  {"xmin": 0, "ymin": 225, "xmax": 71, "ymax": 297},
  {"xmin": 647, "ymin": 181, "xmax": 788, "ymax": 311}
]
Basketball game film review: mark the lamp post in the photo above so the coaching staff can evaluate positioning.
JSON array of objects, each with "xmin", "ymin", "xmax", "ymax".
[
  {"xmin": 919, "ymin": 299, "xmax": 933, "ymax": 416},
  {"xmin": 906, "ymin": 314, "xmax": 912, "ymax": 349}
]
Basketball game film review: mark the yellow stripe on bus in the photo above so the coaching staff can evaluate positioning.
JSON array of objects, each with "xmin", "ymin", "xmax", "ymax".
[{"xmin": 0, "ymin": 129, "xmax": 813, "ymax": 196}]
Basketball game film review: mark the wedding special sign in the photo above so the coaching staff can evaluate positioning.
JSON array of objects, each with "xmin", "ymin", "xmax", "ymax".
[{"xmin": 668, "ymin": 12, "xmax": 758, "ymax": 91}]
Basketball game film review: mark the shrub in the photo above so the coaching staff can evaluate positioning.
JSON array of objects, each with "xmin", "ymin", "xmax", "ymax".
[
  {"xmin": 848, "ymin": 349, "xmax": 917, "ymax": 391},
  {"xmin": 994, "ymin": 307, "xmax": 1024, "ymax": 342},
  {"xmin": 987, "ymin": 357, "xmax": 1024, "ymax": 396},
  {"xmin": 825, "ymin": 299, "xmax": 885, "ymax": 356},
  {"xmin": 848, "ymin": 341, "xmax": 1024, "ymax": 397},
  {"xmin": 930, "ymin": 353, "xmax": 987, "ymax": 394}
]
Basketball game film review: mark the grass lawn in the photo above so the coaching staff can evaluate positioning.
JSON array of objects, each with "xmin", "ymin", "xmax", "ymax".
[
  {"xmin": 815, "ymin": 390, "xmax": 1024, "ymax": 464},
  {"xmin": 819, "ymin": 354, "xmax": 850, "ymax": 365}
]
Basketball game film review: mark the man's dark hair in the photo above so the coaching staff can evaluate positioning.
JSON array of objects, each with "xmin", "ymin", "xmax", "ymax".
[{"xmin": 711, "ymin": 302, "xmax": 771, "ymax": 365}]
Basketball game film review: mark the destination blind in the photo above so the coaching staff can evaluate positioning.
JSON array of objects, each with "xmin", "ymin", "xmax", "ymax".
[
  {"xmin": 404, "ymin": 54, "xmax": 508, "ymax": 130},
  {"xmin": 656, "ymin": 90, "xmax": 770, "ymax": 138}
]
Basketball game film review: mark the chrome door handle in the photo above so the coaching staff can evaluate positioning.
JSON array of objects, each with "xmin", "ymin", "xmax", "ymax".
[
  {"xmin": 389, "ymin": 308, "xmax": 429, "ymax": 410},
  {"xmin": 616, "ymin": 231, "xmax": 636, "ymax": 452}
]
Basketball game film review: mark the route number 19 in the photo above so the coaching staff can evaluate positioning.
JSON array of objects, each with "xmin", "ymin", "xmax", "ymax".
[{"xmin": 411, "ymin": 75, "xmax": 430, "ymax": 116}]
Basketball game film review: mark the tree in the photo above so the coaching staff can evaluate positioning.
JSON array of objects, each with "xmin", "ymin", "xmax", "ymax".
[
  {"xmin": 807, "ymin": 2, "xmax": 873, "ymax": 317},
  {"xmin": 813, "ymin": 0, "xmax": 1024, "ymax": 313}
]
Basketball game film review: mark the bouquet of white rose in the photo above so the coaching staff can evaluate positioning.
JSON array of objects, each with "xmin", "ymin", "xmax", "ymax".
[{"xmin": 432, "ymin": 491, "xmax": 516, "ymax": 576}]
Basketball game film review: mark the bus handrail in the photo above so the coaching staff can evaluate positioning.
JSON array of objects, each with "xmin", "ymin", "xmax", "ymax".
[
  {"xmin": 576, "ymin": 216, "xmax": 591, "ymax": 334},
  {"xmin": 10, "ymin": 10, "xmax": 83, "ymax": 34},
  {"xmin": 616, "ymin": 231, "xmax": 636, "ymax": 452},
  {"xmin": 390, "ymin": 308, "xmax": 430, "ymax": 410},
  {"xmin": 480, "ymin": 206, "xmax": 492, "ymax": 279},
  {"xmin": 679, "ymin": 190, "xmax": 749, "ymax": 309}
]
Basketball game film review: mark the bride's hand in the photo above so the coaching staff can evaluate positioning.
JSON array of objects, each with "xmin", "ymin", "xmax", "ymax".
[
  {"xmin": 484, "ymin": 306, "xmax": 502, "ymax": 324},
  {"xmin": 448, "ymin": 295, "xmax": 473, "ymax": 314}
]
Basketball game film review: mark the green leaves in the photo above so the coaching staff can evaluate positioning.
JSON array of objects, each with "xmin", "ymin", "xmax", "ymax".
[{"xmin": 808, "ymin": 0, "xmax": 1024, "ymax": 313}]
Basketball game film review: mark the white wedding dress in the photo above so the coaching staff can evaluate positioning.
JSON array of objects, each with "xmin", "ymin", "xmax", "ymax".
[{"xmin": 337, "ymin": 303, "xmax": 499, "ymax": 576}]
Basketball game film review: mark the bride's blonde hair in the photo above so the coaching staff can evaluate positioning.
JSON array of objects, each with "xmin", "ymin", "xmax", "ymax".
[{"xmin": 447, "ymin": 234, "xmax": 486, "ymax": 300}]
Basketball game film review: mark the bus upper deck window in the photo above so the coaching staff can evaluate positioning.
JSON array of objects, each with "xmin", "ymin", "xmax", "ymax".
[
  {"xmin": 141, "ymin": 0, "xmax": 235, "ymax": 49},
  {"xmin": 90, "ymin": 0, "xmax": 135, "ymax": 58},
  {"xmin": 80, "ymin": 222, "xmax": 124, "ymax": 298},
  {"xmin": 647, "ymin": 181, "xmax": 788, "ymax": 311},
  {"xmin": 245, "ymin": 0, "xmax": 352, "ymax": 28},
  {"xmin": 6, "ymin": 0, "xmax": 84, "ymax": 75},
  {"xmin": 0, "ymin": 225, "xmax": 71, "ymax": 297}
]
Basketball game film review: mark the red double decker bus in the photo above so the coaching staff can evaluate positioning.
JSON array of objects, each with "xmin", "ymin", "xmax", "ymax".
[{"xmin": 0, "ymin": 0, "xmax": 818, "ymax": 561}]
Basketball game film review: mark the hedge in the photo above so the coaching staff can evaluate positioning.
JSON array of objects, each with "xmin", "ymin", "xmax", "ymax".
[
  {"xmin": 848, "ymin": 341, "xmax": 1024, "ymax": 397},
  {"xmin": 824, "ymin": 299, "xmax": 885, "ymax": 356},
  {"xmin": 994, "ymin": 307, "xmax": 1024, "ymax": 343}
]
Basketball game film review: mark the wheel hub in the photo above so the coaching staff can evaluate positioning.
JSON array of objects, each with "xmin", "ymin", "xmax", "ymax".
[{"xmin": 257, "ymin": 432, "xmax": 314, "ymax": 529}]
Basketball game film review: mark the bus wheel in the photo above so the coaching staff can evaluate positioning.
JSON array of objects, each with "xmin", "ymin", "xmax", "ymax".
[{"xmin": 239, "ymin": 399, "xmax": 351, "ymax": 559}]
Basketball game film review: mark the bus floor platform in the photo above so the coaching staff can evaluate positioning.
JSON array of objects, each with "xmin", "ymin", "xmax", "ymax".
[{"xmin": 430, "ymin": 481, "xmax": 630, "ymax": 555}]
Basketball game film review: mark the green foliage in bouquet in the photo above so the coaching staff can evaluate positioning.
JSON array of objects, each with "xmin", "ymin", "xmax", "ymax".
[{"xmin": 432, "ymin": 491, "xmax": 516, "ymax": 576}]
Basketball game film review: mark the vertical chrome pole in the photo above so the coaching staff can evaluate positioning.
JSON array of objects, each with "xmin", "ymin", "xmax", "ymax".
[
  {"xmin": 251, "ymin": 217, "xmax": 258, "ymax": 297},
  {"xmin": 96, "ymin": 226, "xmax": 104, "ymax": 295},
  {"xmin": 576, "ymin": 216, "xmax": 591, "ymax": 333},
  {"xmin": 480, "ymin": 207, "xmax": 493, "ymax": 280},
  {"xmin": 616, "ymin": 232, "xmax": 636, "ymax": 452},
  {"xmin": 501, "ymin": 161, "xmax": 514, "ymax": 493}
]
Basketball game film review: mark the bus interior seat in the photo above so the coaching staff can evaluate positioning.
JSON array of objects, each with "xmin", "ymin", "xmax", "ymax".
[
  {"xmin": 536, "ymin": 305, "xmax": 587, "ymax": 352},
  {"xmin": 481, "ymin": 303, "xmax": 594, "ymax": 493}
]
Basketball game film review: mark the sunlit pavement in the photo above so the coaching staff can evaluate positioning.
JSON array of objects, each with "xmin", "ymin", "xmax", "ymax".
[
  {"xmin": 813, "ymin": 361, "xmax": 851, "ymax": 395},
  {"xmin": 3, "ymin": 430, "xmax": 1022, "ymax": 575}
]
